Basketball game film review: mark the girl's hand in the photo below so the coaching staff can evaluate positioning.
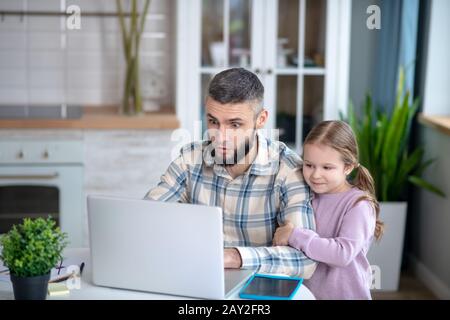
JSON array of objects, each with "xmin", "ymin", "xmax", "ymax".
[{"xmin": 273, "ymin": 222, "xmax": 295, "ymax": 246}]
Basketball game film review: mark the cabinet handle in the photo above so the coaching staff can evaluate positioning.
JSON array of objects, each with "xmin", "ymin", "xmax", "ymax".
[
  {"xmin": 266, "ymin": 69, "xmax": 273, "ymax": 75},
  {"xmin": 0, "ymin": 173, "xmax": 59, "ymax": 180},
  {"xmin": 17, "ymin": 150, "xmax": 24, "ymax": 159},
  {"xmin": 254, "ymin": 68, "xmax": 261, "ymax": 74}
]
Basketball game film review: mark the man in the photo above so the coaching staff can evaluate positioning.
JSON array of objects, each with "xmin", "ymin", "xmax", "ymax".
[{"xmin": 145, "ymin": 68, "xmax": 317, "ymax": 278}]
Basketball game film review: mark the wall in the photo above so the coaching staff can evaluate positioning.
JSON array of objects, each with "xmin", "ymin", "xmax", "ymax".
[
  {"xmin": 0, "ymin": 0, "xmax": 175, "ymax": 111},
  {"xmin": 348, "ymin": 0, "xmax": 380, "ymax": 112},
  {"xmin": 408, "ymin": 0, "xmax": 450, "ymax": 299},
  {"xmin": 409, "ymin": 126, "xmax": 450, "ymax": 299},
  {"xmin": 421, "ymin": 0, "xmax": 450, "ymax": 115}
]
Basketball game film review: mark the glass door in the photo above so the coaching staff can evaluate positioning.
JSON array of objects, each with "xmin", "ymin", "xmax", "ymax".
[
  {"xmin": 198, "ymin": 0, "xmax": 328, "ymax": 150},
  {"xmin": 302, "ymin": 0, "xmax": 326, "ymax": 145},
  {"xmin": 266, "ymin": 0, "xmax": 327, "ymax": 152},
  {"xmin": 201, "ymin": 0, "xmax": 252, "ymax": 69},
  {"xmin": 200, "ymin": 0, "xmax": 254, "ymax": 133}
]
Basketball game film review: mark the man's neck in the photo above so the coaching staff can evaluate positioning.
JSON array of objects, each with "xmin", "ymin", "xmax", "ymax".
[{"xmin": 225, "ymin": 136, "xmax": 259, "ymax": 180}]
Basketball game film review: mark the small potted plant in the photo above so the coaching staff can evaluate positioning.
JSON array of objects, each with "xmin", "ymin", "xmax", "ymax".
[{"xmin": 0, "ymin": 217, "xmax": 68, "ymax": 300}]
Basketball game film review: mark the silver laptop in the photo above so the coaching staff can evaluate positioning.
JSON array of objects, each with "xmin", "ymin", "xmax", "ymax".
[{"xmin": 87, "ymin": 195, "xmax": 254, "ymax": 299}]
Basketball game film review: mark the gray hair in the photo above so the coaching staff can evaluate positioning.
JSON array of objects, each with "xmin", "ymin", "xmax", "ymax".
[{"xmin": 207, "ymin": 68, "xmax": 264, "ymax": 114}]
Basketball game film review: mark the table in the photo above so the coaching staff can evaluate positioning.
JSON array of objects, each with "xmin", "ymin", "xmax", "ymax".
[{"xmin": 0, "ymin": 248, "xmax": 315, "ymax": 300}]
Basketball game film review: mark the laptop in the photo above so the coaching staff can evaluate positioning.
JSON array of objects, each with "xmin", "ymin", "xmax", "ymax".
[{"xmin": 87, "ymin": 195, "xmax": 254, "ymax": 299}]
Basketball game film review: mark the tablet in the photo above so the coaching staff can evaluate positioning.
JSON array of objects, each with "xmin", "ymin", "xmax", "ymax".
[{"xmin": 239, "ymin": 273, "xmax": 303, "ymax": 300}]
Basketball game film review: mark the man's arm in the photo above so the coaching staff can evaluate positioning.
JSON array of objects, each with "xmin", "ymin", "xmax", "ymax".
[
  {"xmin": 233, "ymin": 166, "xmax": 318, "ymax": 278},
  {"xmin": 144, "ymin": 154, "xmax": 189, "ymax": 202}
]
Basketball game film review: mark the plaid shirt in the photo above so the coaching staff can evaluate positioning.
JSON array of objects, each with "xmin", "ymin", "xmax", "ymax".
[{"xmin": 144, "ymin": 133, "xmax": 317, "ymax": 278}]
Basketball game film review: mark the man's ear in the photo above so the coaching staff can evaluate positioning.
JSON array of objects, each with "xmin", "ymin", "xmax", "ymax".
[{"xmin": 255, "ymin": 109, "xmax": 268, "ymax": 129}]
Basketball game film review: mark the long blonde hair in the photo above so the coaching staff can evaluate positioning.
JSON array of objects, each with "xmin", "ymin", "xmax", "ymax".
[{"xmin": 303, "ymin": 120, "xmax": 384, "ymax": 240}]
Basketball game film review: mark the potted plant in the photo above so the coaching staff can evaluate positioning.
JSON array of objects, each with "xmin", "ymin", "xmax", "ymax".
[
  {"xmin": 344, "ymin": 68, "xmax": 445, "ymax": 291},
  {"xmin": 0, "ymin": 217, "xmax": 68, "ymax": 300}
]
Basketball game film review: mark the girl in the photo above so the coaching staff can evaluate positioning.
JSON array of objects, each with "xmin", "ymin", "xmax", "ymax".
[{"xmin": 273, "ymin": 120, "xmax": 384, "ymax": 300}]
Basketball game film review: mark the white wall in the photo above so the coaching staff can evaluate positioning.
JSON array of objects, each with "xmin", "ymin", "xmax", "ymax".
[
  {"xmin": 422, "ymin": 0, "xmax": 450, "ymax": 115},
  {"xmin": 0, "ymin": 0, "xmax": 175, "ymax": 109}
]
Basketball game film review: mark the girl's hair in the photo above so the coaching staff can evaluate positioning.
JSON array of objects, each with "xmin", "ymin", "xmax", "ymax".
[{"xmin": 303, "ymin": 120, "xmax": 384, "ymax": 241}]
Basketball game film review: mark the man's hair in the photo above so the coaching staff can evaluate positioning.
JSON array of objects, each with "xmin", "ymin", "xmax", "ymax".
[{"xmin": 207, "ymin": 68, "xmax": 264, "ymax": 113}]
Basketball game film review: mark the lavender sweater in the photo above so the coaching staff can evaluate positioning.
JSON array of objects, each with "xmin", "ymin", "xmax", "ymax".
[{"xmin": 288, "ymin": 187, "xmax": 376, "ymax": 300}]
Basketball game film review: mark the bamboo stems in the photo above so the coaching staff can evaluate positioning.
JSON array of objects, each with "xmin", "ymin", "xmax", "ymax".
[{"xmin": 116, "ymin": 0, "xmax": 151, "ymax": 115}]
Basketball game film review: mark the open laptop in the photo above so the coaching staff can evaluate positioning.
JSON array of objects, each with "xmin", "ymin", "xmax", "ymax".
[{"xmin": 87, "ymin": 195, "xmax": 254, "ymax": 299}]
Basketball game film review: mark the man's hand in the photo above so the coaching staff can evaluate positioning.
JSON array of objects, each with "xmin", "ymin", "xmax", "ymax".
[
  {"xmin": 224, "ymin": 248, "xmax": 242, "ymax": 268},
  {"xmin": 273, "ymin": 222, "xmax": 295, "ymax": 246}
]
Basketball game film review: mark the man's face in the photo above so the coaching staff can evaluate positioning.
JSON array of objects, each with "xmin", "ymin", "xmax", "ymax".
[{"xmin": 205, "ymin": 97, "xmax": 267, "ymax": 166}]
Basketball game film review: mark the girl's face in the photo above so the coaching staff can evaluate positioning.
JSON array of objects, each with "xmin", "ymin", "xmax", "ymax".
[{"xmin": 302, "ymin": 143, "xmax": 353, "ymax": 194}]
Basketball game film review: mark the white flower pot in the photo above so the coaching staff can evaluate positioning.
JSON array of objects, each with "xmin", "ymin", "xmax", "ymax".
[{"xmin": 367, "ymin": 202, "xmax": 407, "ymax": 291}]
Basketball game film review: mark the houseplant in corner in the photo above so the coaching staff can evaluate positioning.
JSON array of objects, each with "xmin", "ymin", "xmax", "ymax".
[
  {"xmin": 0, "ymin": 217, "xmax": 68, "ymax": 300},
  {"xmin": 344, "ymin": 67, "xmax": 445, "ymax": 291}
]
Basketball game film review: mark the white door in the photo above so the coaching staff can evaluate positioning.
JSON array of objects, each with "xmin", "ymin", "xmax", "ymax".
[{"xmin": 176, "ymin": 0, "xmax": 351, "ymax": 150}]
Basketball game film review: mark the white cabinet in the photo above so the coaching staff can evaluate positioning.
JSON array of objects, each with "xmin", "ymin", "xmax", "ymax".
[
  {"xmin": 177, "ymin": 0, "xmax": 351, "ymax": 151},
  {"xmin": 0, "ymin": 129, "xmax": 178, "ymax": 247}
]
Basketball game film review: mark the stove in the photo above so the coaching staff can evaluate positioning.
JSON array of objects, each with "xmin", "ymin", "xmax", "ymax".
[{"xmin": 0, "ymin": 139, "xmax": 84, "ymax": 247}]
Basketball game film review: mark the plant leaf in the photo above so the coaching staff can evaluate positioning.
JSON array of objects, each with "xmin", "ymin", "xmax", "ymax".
[{"xmin": 408, "ymin": 176, "xmax": 446, "ymax": 198}]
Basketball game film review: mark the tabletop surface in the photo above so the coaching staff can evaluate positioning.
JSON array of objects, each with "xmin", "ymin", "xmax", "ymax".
[{"xmin": 0, "ymin": 248, "xmax": 315, "ymax": 300}]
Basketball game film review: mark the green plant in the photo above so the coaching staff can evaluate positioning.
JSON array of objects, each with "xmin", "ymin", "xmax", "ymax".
[
  {"xmin": 343, "ymin": 67, "xmax": 445, "ymax": 201},
  {"xmin": 116, "ymin": 0, "xmax": 151, "ymax": 115},
  {"xmin": 0, "ymin": 217, "xmax": 68, "ymax": 278}
]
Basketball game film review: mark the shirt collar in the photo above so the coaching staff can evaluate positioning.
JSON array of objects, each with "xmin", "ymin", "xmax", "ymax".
[{"xmin": 249, "ymin": 132, "xmax": 280, "ymax": 176}]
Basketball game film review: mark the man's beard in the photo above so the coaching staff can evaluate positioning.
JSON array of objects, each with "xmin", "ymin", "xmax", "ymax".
[{"xmin": 211, "ymin": 131, "xmax": 257, "ymax": 166}]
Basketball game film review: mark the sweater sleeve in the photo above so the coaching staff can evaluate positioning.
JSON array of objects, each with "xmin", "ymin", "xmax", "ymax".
[{"xmin": 288, "ymin": 200, "xmax": 376, "ymax": 267}]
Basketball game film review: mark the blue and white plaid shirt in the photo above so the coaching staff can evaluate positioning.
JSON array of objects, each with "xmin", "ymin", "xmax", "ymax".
[{"xmin": 145, "ymin": 133, "xmax": 317, "ymax": 278}]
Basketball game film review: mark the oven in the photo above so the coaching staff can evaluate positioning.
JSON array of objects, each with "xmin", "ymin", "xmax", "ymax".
[{"xmin": 0, "ymin": 140, "xmax": 84, "ymax": 247}]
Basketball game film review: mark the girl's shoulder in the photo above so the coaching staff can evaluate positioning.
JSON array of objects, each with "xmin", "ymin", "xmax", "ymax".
[
  {"xmin": 345, "ymin": 187, "xmax": 373, "ymax": 205},
  {"xmin": 315, "ymin": 186, "xmax": 365, "ymax": 200},
  {"xmin": 315, "ymin": 187, "xmax": 372, "ymax": 212},
  {"xmin": 345, "ymin": 188, "xmax": 377, "ymax": 217}
]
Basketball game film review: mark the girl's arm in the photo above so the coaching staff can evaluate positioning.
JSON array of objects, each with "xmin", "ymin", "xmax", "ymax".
[{"xmin": 288, "ymin": 200, "xmax": 376, "ymax": 267}]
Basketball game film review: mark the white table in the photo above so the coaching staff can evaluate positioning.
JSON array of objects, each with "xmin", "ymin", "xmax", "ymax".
[{"xmin": 0, "ymin": 248, "xmax": 315, "ymax": 300}]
